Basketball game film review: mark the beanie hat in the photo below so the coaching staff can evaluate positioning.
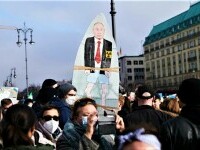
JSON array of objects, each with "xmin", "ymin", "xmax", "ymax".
[
  {"xmin": 135, "ymin": 85, "xmax": 154, "ymax": 100},
  {"xmin": 118, "ymin": 128, "xmax": 161, "ymax": 150},
  {"xmin": 177, "ymin": 78, "xmax": 200, "ymax": 105},
  {"xmin": 57, "ymin": 83, "xmax": 77, "ymax": 99},
  {"xmin": 42, "ymin": 79, "xmax": 57, "ymax": 88}
]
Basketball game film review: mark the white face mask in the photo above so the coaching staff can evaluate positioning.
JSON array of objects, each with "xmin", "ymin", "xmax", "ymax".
[
  {"xmin": 43, "ymin": 120, "xmax": 59, "ymax": 134},
  {"xmin": 65, "ymin": 96, "xmax": 76, "ymax": 105}
]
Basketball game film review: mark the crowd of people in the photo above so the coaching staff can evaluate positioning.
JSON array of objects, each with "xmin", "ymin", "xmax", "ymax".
[{"xmin": 0, "ymin": 77, "xmax": 200, "ymax": 150}]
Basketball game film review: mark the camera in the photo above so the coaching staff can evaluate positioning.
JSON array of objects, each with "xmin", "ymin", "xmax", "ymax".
[{"xmin": 97, "ymin": 110, "xmax": 116, "ymax": 135}]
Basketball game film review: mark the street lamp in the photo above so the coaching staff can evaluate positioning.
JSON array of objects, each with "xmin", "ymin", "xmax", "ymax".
[
  {"xmin": 9, "ymin": 68, "xmax": 17, "ymax": 86},
  {"xmin": 110, "ymin": 0, "xmax": 116, "ymax": 41},
  {"xmin": 4, "ymin": 68, "xmax": 16, "ymax": 87},
  {"xmin": 16, "ymin": 22, "xmax": 35, "ymax": 97},
  {"xmin": 4, "ymin": 76, "xmax": 9, "ymax": 87}
]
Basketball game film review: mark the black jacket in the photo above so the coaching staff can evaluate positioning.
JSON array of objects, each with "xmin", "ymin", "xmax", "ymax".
[
  {"xmin": 160, "ymin": 106, "xmax": 200, "ymax": 150},
  {"xmin": 84, "ymin": 37, "xmax": 112, "ymax": 74},
  {"xmin": 125, "ymin": 105, "xmax": 172, "ymax": 134}
]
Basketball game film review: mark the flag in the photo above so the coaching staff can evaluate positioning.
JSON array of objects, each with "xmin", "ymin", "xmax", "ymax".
[
  {"xmin": 117, "ymin": 47, "xmax": 122, "ymax": 57},
  {"xmin": 28, "ymin": 92, "xmax": 33, "ymax": 99},
  {"xmin": 119, "ymin": 47, "xmax": 122, "ymax": 56}
]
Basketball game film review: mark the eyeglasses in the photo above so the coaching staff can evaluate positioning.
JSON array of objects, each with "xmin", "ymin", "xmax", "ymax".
[
  {"xmin": 67, "ymin": 94, "xmax": 76, "ymax": 96},
  {"xmin": 43, "ymin": 115, "xmax": 59, "ymax": 121}
]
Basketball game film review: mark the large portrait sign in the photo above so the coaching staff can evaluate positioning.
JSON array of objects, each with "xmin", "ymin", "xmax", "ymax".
[{"xmin": 72, "ymin": 13, "xmax": 119, "ymax": 109}]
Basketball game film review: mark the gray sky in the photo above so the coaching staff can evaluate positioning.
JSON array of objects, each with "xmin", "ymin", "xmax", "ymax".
[{"xmin": 0, "ymin": 0, "xmax": 195, "ymax": 91}]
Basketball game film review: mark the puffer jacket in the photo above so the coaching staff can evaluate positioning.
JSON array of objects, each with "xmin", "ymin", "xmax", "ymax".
[{"xmin": 160, "ymin": 105, "xmax": 200, "ymax": 150}]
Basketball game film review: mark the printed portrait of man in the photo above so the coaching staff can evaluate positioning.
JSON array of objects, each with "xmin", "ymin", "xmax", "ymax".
[{"xmin": 84, "ymin": 22, "xmax": 112, "ymax": 105}]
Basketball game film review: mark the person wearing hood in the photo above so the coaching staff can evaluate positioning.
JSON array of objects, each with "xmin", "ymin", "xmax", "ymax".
[
  {"xmin": 58, "ymin": 83, "xmax": 77, "ymax": 107},
  {"xmin": 49, "ymin": 83, "xmax": 77, "ymax": 129},
  {"xmin": 41, "ymin": 79, "xmax": 59, "ymax": 89},
  {"xmin": 32, "ymin": 79, "xmax": 59, "ymax": 119}
]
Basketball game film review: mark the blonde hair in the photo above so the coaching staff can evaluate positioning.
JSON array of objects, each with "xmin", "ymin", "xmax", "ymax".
[
  {"xmin": 118, "ymin": 95, "xmax": 125, "ymax": 106},
  {"xmin": 167, "ymin": 98, "xmax": 180, "ymax": 114}
]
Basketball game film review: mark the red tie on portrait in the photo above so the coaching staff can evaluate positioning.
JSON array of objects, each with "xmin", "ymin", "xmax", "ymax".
[{"xmin": 95, "ymin": 41, "xmax": 101, "ymax": 64}]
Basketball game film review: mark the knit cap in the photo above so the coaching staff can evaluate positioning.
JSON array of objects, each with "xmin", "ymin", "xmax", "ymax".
[{"xmin": 57, "ymin": 83, "xmax": 76, "ymax": 99}]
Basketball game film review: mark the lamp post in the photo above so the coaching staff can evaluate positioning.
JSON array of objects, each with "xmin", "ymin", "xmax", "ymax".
[
  {"xmin": 110, "ymin": 0, "xmax": 116, "ymax": 41},
  {"xmin": 16, "ymin": 23, "xmax": 35, "ymax": 97},
  {"xmin": 4, "ymin": 68, "xmax": 16, "ymax": 87},
  {"xmin": 4, "ymin": 76, "xmax": 10, "ymax": 87},
  {"xmin": 9, "ymin": 68, "xmax": 17, "ymax": 86}
]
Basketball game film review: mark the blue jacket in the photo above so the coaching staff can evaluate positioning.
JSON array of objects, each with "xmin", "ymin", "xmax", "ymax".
[{"xmin": 49, "ymin": 97, "xmax": 72, "ymax": 129}]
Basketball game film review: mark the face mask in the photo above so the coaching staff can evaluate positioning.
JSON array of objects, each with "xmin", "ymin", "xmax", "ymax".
[
  {"xmin": 43, "ymin": 120, "xmax": 59, "ymax": 134},
  {"xmin": 65, "ymin": 96, "xmax": 76, "ymax": 105},
  {"xmin": 82, "ymin": 116, "xmax": 88, "ymax": 124},
  {"xmin": 81, "ymin": 116, "xmax": 98, "ymax": 130}
]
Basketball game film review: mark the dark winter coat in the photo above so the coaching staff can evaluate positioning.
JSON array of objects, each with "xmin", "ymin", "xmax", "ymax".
[
  {"xmin": 160, "ymin": 105, "xmax": 200, "ymax": 150},
  {"xmin": 56, "ymin": 120, "xmax": 114, "ymax": 150},
  {"xmin": 124, "ymin": 105, "xmax": 172, "ymax": 133}
]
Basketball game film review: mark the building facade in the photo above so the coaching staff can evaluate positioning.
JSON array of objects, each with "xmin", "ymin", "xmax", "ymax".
[
  {"xmin": 144, "ymin": 2, "xmax": 200, "ymax": 91},
  {"xmin": 119, "ymin": 55, "xmax": 145, "ymax": 92}
]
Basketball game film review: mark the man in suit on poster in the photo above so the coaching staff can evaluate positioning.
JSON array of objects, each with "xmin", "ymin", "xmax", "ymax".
[{"xmin": 84, "ymin": 22, "xmax": 112, "ymax": 106}]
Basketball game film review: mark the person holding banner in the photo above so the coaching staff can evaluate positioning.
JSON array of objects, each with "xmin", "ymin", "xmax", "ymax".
[
  {"xmin": 56, "ymin": 98, "xmax": 124, "ymax": 150},
  {"xmin": 84, "ymin": 22, "xmax": 112, "ymax": 106}
]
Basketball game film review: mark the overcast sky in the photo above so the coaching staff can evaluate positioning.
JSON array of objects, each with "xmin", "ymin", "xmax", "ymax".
[{"xmin": 0, "ymin": 0, "xmax": 197, "ymax": 91}]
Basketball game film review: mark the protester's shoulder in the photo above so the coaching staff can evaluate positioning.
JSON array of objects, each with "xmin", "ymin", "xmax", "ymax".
[
  {"xmin": 158, "ymin": 109, "xmax": 179, "ymax": 118},
  {"xmin": 163, "ymin": 116, "xmax": 190, "ymax": 126},
  {"xmin": 62, "ymin": 122, "xmax": 79, "ymax": 139},
  {"xmin": 125, "ymin": 109, "xmax": 143, "ymax": 118},
  {"xmin": 49, "ymin": 97, "xmax": 63, "ymax": 106},
  {"xmin": 126, "ymin": 105, "xmax": 153, "ymax": 115},
  {"xmin": 32, "ymin": 101, "xmax": 41, "ymax": 109},
  {"xmin": 34, "ymin": 144, "xmax": 55, "ymax": 150},
  {"xmin": 57, "ymin": 133, "xmax": 67, "ymax": 145},
  {"xmin": 3, "ymin": 145, "xmax": 54, "ymax": 150},
  {"xmin": 56, "ymin": 132, "xmax": 76, "ymax": 150},
  {"xmin": 154, "ymin": 109, "xmax": 174, "ymax": 118},
  {"xmin": 161, "ymin": 116, "xmax": 190, "ymax": 135}
]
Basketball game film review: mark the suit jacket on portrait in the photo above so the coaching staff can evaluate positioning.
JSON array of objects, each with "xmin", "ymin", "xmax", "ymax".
[{"xmin": 84, "ymin": 37, "xmax": 112, "ymax": 74}]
